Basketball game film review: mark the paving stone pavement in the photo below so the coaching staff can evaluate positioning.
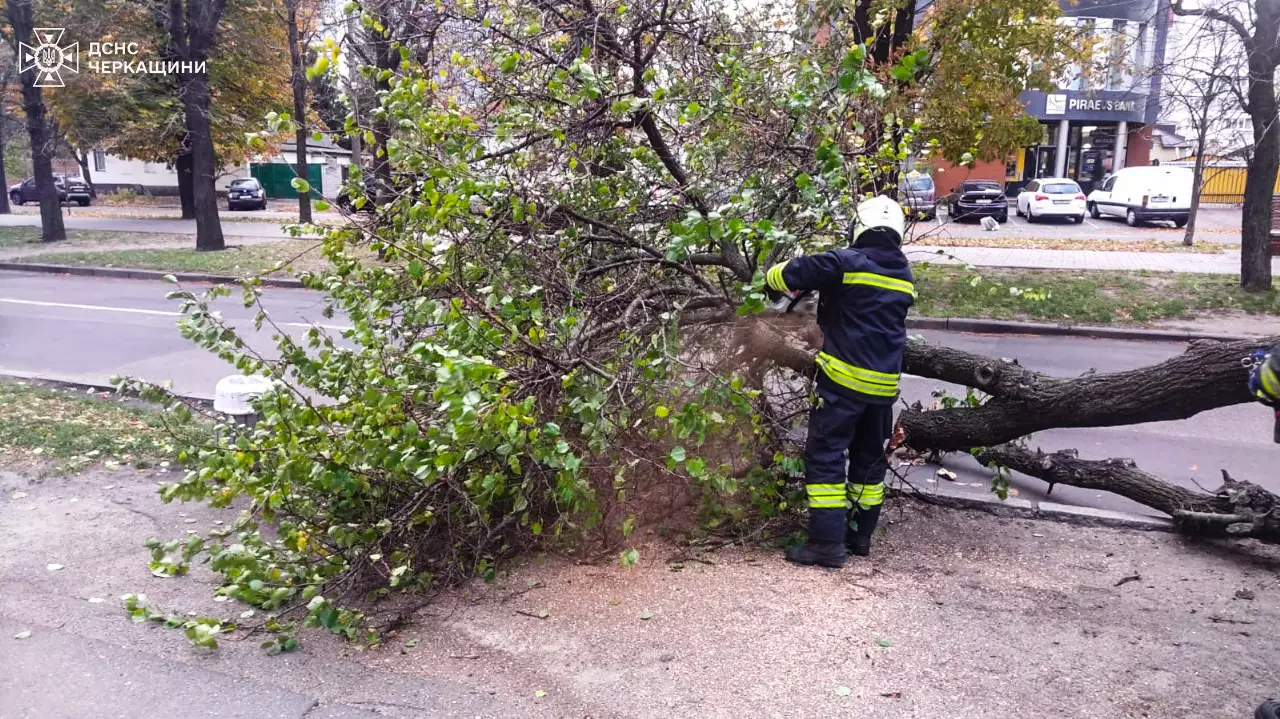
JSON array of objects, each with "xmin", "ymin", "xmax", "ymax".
[{"xmin": 907, "ymin": 244, "xmax": 1278, "ymax": 274}]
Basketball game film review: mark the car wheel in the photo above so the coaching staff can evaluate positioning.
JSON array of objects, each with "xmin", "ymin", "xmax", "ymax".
[
  {"xmin": 77, "ymin": 198, "xmax": 90, "ymax": 207},
  {"xmin": 9, "ymin": 191, "xmax": 21, "ymax": 206},
  {"xmin": 1173, "ymin": 216, "xmax": 1188, "ymax": 228},
  {"xmin": 1074, "ymin": 215, "xmax": 1084, "ymax": 224},
  {"xmin": 996, "ymin": 212, "xmax": 1008, "ymax": 224},
  {"xmin": 1026, "ymin": 207, "xmax": 1038, "ymax": 224},
  {"xmin": 1015, "ymin": 202, "xmax": 1024, "ymax": 217},
  {"xmin": 1088, "ymin": 202, "xmax": 1101, "ymax": 219},
  {"xmin": 1126, "ymin": 209, "xmax": 1140, "ymax": 227}
]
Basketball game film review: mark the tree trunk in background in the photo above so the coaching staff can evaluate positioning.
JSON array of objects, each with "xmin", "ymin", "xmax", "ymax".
[
  {"xmin": 287, "ymin": 0, "xmax": 312, "ymax": 223},
  {"xmin": 1242, "ymin": 65, "xmax": 1278, "ymax": 291},
  {"xmin": 182, "ymin": 70, "xmax": 224, "ymax": 251},
  {"xmin": 1184, "ymin": 126, "xmax": 1208, "ymax": 246},
  {"xmin": 177, "ymin": 147, "xmax": 195, "ymax": 219},
  {"xmin": 370, "ymin": 0, "xmax": 394, "ymax": 207},
  {"xmin": 0, "ymin": 129, "xmax": 11, "ymax": 215},
  {"xmin": 75, "ymin": 150, "xmax": 97, "ymax": 198},
  {"xmin": 7, "ymin": 0, "xmax": 65, "ymax": 241}
]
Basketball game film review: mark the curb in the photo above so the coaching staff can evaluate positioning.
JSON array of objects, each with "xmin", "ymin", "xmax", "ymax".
[
  {"xmin": 906, "ymin": 316, "xmax": 1253, "ymax": 343},
  {"xmin": 0, "ymin": 369, "xmax": 214, "ymax": 404},
  {"xmin": 893, "ymin": 482, "xmax": 1176, "ymax": 534},
  {"xmin": 0, "ymin": 262, "xmax": 306, "ymax": 289}
]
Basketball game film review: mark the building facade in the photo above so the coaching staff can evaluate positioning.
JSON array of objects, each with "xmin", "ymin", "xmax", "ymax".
[{"xmin": 935, "ymin": 0, "xmax": 1171, "ymax": 195}]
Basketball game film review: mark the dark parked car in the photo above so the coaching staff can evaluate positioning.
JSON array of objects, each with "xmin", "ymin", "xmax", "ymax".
[
  {"xmin": 902, "ymin": 173, "xmax": 937, "ymax": 220},
  {"xmin": 9, "ymin": 173, "xmax": 91, "ymax": 206},
  {"xmin": 227, "ymin": 178, "xmax": 267, "ymax": 210},
  {"xmin": 945, "ymin": 180, "xmax": 1008, "ymax": 223}
]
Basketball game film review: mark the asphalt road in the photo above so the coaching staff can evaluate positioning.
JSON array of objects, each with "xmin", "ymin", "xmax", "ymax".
[{"xmin": 0, "ymin": 270, "xmax": 1272, "ymax": 517}]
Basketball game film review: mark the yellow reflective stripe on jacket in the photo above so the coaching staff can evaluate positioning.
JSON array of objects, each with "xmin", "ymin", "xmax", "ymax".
[
  {"xmin": 816, "ymin": 352, "xmax": 900, "ymax": 397},
  {"xmin": 807, "ymin": 483, "xmax": 848, "ymax": 509},
  {"xmin": 766, "ymin": 262, "xmax": 790, "ymax": 292},
  {"xmin": 843, "ymin": 271, "xmax": 916, "ymax": 297},
  {"xmin": 848, "ymin": 482, "xmax": 885, "ymax": 508},
  {"xmin": 1261, "ymin": 363, "xmax": 1280, "ymax": 399}
]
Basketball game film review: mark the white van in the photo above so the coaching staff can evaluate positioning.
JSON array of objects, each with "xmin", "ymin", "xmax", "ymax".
[{"xmin": 1086, "ymin": 166, "xmax": 1193, "ymax": 227}]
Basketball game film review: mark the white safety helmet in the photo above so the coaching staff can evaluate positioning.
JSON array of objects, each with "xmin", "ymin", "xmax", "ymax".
[{"xmin": 851, "ymin": 195, "xmax": 906, "ymax": 246}]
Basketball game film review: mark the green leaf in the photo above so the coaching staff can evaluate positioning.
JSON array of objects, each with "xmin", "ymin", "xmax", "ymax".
[
  {"xmin": 877, "ymin": 638, "xmax": 892, "ymax": 647},
  {"xmin": 638, "ymin": 609, "xmax": 654, "ymax": 620},
  {"xmin": 669, "ymin": 447, "xmax": 686, "ymax": 463},
  {"xmin": 835, "ymin": 686, "xmax": 852, "ymax": 697},
  {"xmin": 654, "ymin": 405, "xmax": 669, "ymax": 418},
  {"xmin": 290, "ymin": 178, "xmax": 311, "ymax": 193},
  {"xmin": 620, "ymin": 548, "xmax": 640, "ymax": 568}
]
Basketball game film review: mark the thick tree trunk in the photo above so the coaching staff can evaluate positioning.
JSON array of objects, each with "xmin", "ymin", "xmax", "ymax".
[
  {"xmin": 1241, "ymin": 59, "xmax": 1278, "ymax": 292},
  {"xmin": 8, "ymin": 0, "xmax": 66, "ymax": 242},
  {"xmin": 287, "ymin": 0, "xmax": 312, "ymax": 224},
  {"xmin": 895, "ymin": 337, "xmax": 1270, "ymax": 452},
  {"xmin": 181, "ymin": 71, "xmax": 224, "ymax": 252},
  {"xmin": 177, "ymin": 146, "xmax": 196, "ymax": 219}
]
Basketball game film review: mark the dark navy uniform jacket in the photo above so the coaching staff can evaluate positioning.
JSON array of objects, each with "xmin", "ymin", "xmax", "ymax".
[{"xmin": 765, "ymin": 230, "xmax": 914, "ymax": 404}]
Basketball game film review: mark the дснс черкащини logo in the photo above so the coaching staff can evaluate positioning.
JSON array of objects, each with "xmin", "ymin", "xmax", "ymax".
[{"xmin": 18, "ymin": 28, "xmax": 79, "ymax": 88}]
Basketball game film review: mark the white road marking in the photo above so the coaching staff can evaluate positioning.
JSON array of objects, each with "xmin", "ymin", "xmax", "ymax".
[{"xmin": 0, "ymin": 297, "xmax": 351, "ymax": 331}]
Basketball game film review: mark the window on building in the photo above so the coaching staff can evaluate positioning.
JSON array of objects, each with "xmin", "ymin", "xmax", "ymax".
[{"xmin": 93, "ymin": 150, "xmax": 106, "ymax": 172}]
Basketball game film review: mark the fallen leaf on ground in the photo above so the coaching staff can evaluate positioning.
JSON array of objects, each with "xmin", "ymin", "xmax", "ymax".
[
  {"xmin": 46, "ymin": 563, "xmax": 64, "ymax": 571},
  {"xmin": 87, "ymin": 597, "xmax": 104, "ymax": 604},
  {"xmin": 835, "ymin": 686, "xmax": 852, "ymax": 697},
  {"xmin": 13, "ymin": 630, "xmax": 31, "ymax": 640},
  {"xmin": 936, "ymin": 468, "xmax": 957, "ymax": 481},
  {"xmin": 403, "ymin": 638, "xmax": 419, "ymax": 648},
  {"xmin": 11, "ymin": 491, "xmax": 27, "ymax": 499},
  {"xmin": 535, "ymin": 689, "xmax": 548, "ymax": 698},
  {"xmin": 877, "ymin": 638, "xmax": 892, "ymax": 647},
  {"xmin": 639, "ymin": 609, "xmax": 654, "ymax": 620}
]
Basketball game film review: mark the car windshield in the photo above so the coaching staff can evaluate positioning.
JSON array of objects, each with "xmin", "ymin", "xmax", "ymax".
[
  {"xmin": 1043, "ymin": 182, "xmax": 1080, "ymax": 194},
  {"xmin": 962, "ymin": 182, "xmax": 1001, "ymax": 192},
  {"xmin": 906, "ymin": 177, "xmax": 933, "ymax": 190},
  {"xmin": 230, "ymin": 180, "xmax": 258, "ymax": 189}
]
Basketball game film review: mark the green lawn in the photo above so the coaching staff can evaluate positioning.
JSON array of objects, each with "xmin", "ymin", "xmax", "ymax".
[
  {"xmin": 913, "ymin": 265, "xmax": 1280, "ymax": 324},
  {"xmin": 0, "ymin": 382, "xmax": 206, "ymax": 474},
  {"xmin": 14, "ymin": 240, "xmax": 327, "ymax": 276}
]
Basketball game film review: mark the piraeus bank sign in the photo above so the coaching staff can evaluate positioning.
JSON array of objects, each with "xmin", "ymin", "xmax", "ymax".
[{"xmin": 1031, "ymin": 91, "xmax": 1147, "ymax": 122}]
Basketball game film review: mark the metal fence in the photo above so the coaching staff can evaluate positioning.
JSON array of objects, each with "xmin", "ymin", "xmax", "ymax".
[{"xmin": 1164, "ymin": 162, "xmax": 1280, "ymax": 205}]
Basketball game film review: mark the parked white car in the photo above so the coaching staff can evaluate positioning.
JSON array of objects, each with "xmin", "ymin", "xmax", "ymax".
[
  {"xmin": 1086, "ymin": 166, "xmax": 1193, "ymax": 227},
  {"xmin": 1015, "ymin": 178, "xmax": 1086, "ymax": 224}
]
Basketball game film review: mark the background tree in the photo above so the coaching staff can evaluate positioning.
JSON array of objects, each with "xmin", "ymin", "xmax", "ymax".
[
  {"xmin": 5, "ymin": 0, "xmax": 65, "ymax": 241},
  {"xmin": 1161, "ymin": 17, "xmax": 1243, "ymax": 246},
  {"xmin": 0, "ymin": 45, "xmax": 23, "ymax": 213},
  {"xmin": 280, "ymin": 0, "xmax": 320, "ymax": 222},
  {"xmin": 1174, "ymin": 0, "xmax": 1279, "ymax": 292}
]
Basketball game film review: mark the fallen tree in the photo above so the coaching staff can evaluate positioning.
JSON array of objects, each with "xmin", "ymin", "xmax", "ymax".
[{"xmin": 752, "ymin": 318, "xmax": 1280, "ymax": 541}]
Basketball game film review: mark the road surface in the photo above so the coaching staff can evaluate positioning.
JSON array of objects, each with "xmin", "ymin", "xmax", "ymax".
[
  {"xmin": 0, "ymin": 213, "xmax": 305, "ymax": 239},
  {"xmin": 0, "ymin": 270, "xmax": 1272, "ymax": 517}
]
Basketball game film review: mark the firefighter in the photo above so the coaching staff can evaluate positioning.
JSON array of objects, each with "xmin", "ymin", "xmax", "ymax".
[{"xmin": 764, "ymin": 195, "xmax": 914, "ymax": 568}]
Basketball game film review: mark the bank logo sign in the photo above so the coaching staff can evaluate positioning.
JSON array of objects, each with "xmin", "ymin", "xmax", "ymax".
[
  {"xmin": 18, "ymin": 28, "xmax": 79, "ymax": 88},
  {"xmin": 1044, "ymin": 94, "xmax": 1067, "ymax": 116}
]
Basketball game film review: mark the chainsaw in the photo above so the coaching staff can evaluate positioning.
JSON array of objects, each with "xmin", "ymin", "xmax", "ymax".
[{"xmin": 1247, "ymin": 343, "xmax": 1280, "ymax": 443}]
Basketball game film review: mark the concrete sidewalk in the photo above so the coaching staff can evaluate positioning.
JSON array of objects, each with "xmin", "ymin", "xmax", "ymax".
[{"xmin": 908, "ymin": 244, "xmax": 1277, "ymax": 274}]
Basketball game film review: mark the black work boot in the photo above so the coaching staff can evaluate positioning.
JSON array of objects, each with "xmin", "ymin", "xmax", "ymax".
[
  {"xmin": 846, "ymin": 505, "xmax": 882, "ymax": 557},
  {"xmin": 785, "ymin": 541, "xmax": 846, "ymax": 568}
]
